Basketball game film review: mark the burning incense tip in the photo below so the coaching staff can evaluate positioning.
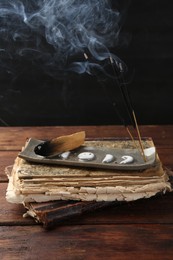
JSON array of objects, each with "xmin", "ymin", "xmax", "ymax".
[
  {"xmin": 84, "ymin": 53, "xmax": 88, "ymax": 60},
  {"xmin": 119, "ymin": 62, "xmax": 124, "ymax": 73},
  {"xmin": 109, "ymin": 56, "xmax": 114, "ymax": 64},
  {"xmin": 34, "ymin": 131, "xmax": 86, "ymax": 157}
]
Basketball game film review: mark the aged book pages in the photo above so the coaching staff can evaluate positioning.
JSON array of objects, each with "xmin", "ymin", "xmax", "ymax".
[{"xmin": 6, "ymin": 139, "xmax": 172, "ymax": 204}]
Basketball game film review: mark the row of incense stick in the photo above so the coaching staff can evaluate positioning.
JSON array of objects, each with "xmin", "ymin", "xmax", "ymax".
[
  {"xmin": 110, "ymin": 57, "xmax": 146, "ymax": 162},
  {"xmin": 84, "ymin": 52, "xmax": 146, "ymax": 162}
]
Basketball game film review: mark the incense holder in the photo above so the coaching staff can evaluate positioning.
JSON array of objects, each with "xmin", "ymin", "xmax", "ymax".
[{"xmin": 18, "ymin": 138, "xmax": 157, "ymax": 171}]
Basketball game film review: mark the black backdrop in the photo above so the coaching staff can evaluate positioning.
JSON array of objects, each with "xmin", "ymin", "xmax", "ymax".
[{"xmin": 0, "ymin": 0, "xmax": 173, "ymax": 126}]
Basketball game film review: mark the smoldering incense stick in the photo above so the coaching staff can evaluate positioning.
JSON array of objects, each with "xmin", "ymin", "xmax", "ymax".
[
  {"xmin": 83, "ymin": 53, "xmax": 136, "ymax": 147},
  {"xmin": 109, "ymin": 56, "xmax": 138, "ymax": 149},
  {"xmin": 0, "ymin": 117, "xmax": 9, "ymax": 126},
  {"xmin": 109, "ymin": 57, "xmax": 135, "ymax": 128},
  {"xmin": 102, "ymin": 83, "xmax": 138, "ymax": 149},
  {"xmin": 101, "ymin": 79, "xmax": 135, "ymax": 140},
  {"xmin": 119, "ymin": 64, "xmax": 146, "ymax": 161},
  {"xmin": 116, "ymin": 60, "xmax": 146, "ymax": 162},
  {"xmin": 109, "ymin": 57, "xmax": 146, "ymax": 161},
  {"xmin": 132, "ymin": 110, "xmax": 146, "ymax": 161},
  {"xmin": 84, "ymin": 53, "xmax": 89, "ymax": 60},
  {"xmin": 84, "ymin": 52, "xmax": 144, "ymax": 159}
]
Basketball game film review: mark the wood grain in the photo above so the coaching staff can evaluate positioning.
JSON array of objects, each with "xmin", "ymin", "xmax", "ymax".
[
  {"xmin": 0, "ymin": 125, "xmax": 173, "ymax": 150},
  {"xmin": 0, "ymin": 183, "xmax": 35, "ymax": 225},
  {"xmin": 0, "ymin": 151, "xmax": 18, "ymax": 181},
  {"xmin": 0, "ymin": 225, "xmax": 173, "ymax": 260}
]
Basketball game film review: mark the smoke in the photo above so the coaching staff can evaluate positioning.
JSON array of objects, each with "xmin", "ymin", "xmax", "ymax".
[{"xmin": 0, "ymin": 0, "xmax": 128, "ymax": 78}]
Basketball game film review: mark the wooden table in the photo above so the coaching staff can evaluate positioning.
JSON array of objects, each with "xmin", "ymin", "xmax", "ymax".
[{"xmin": 0, "ymin": 125, "xmax": 173, "ymax": 260}]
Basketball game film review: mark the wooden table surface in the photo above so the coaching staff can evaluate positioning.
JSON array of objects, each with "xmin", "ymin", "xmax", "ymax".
[{"xmin": 0, "ymin": 125, "xmax": 173, "ymax": 260}]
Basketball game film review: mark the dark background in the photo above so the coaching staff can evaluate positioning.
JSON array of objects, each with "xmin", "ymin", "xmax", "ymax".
[{"xmin": 0, "ymin": 0, "xmax": 173, "ymax": 126}]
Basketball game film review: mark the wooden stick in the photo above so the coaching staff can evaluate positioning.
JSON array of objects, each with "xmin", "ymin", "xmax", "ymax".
[
  {"xmin": 132, "ymin": 111, "xmax": 146, "ymax": 162},
  {"xmin": 125, "ymin": 126, "xmax": 139, "ymax": 150}
]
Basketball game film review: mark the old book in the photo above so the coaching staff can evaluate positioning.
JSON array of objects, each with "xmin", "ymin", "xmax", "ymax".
[
  {"xmin": 24, "ymin": 200, "xmax": 116, "ymax": 228},
  {"xmin": 6, "ymin": 139, "xmax": 172, "ymax": 204}
]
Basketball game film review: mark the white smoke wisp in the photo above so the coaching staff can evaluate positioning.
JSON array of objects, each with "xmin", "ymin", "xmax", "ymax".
[{"xmin": 0, "ymin": 0, "xmax": 127, "ymax": 77}]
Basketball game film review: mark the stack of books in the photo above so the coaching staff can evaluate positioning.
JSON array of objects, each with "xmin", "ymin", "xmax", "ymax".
[{"xmin": 6, "ymin": 137, "xmax": 172, "ymax": 228}]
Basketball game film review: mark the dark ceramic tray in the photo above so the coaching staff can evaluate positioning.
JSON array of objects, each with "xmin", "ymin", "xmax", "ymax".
[{"xmin": 18, "ymin": 138, "xmax": 157, "ymax": 171}]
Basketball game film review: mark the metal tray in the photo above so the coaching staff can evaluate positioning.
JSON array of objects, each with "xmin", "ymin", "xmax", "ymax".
[{"xmin": 18, "ymin": 138, "xmax": 157, "ymax": 171}]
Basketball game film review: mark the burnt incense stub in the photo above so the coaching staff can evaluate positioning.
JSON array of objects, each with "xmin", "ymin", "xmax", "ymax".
[{"xmin": 34, "ymin": 141, "xmax": 51, "ymax": 156}]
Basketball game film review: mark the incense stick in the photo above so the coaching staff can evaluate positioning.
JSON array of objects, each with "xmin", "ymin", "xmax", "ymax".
[
  {"xmin": 83, "ymin": 52, "xmax": 144, "ymax": 158},
  {"xmin": 92, "ymin": 54, "xmax": 137, "ymax": 144},
  {"xmin": 109, "ymin": 57, "xmax": 135, "ymax": 128},
  {"xmin": 118, "ymin": 67, "xmax": 146, "ymax": 161},
  {"xmin": 109, "ymin": 57, "xmax": 147, "ymax": 161},
  {"xmin": 84, "ymin": 53, "xmax": 88, "ymax": 60},
  {"xmin": 132, "ymin": 110, "xmax": 146, "ymax": 161},
  {"xmin": 116, "ymin": 60, "xmax": 146, "ymax": 161},
  {"xmin": 109, "ymin": 57, "xmax": 140, "ymax": 148}
]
